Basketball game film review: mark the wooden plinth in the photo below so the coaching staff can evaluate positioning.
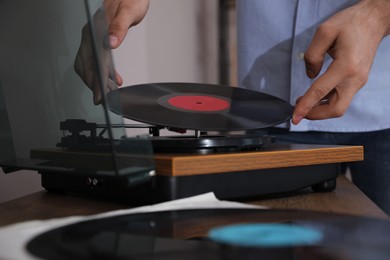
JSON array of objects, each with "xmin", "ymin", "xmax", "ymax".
[
  {"xmin": 155, "ymin": 144, "xmax": 363, "ymax": 176},
  {"xmin": 31, "ymin": 144, "xmax": 363, "ymax": 177}
]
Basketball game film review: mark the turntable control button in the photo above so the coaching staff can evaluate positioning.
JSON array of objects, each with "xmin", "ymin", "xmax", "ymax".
[{"xmin": 86, "ymin": 177, "xmax": 101, "ymax": 188}]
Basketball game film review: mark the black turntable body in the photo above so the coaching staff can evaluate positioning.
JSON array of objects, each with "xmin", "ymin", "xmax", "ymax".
[
  {"xmin": 35, "ymin": 142, "xmax": 362, "ymax": 205},
  {"xmin": 37, "ymin": 159, "xmax": 340, "ymax": 205}
]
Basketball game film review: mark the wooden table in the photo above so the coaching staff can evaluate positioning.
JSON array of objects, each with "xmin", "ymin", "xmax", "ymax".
[{"xmin": 0, "ymin": 175, "xmax": 387, "ymax": 228}]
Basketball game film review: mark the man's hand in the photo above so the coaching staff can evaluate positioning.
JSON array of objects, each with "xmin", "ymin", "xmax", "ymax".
[
  {"xmin": 292, "ymin": 0, "xmax": 390, "ymax": 125},
  {"xmin": 74, "ymin": 22, "xmax": 124, "ymax": 105},
  {"xmin": 74, "ymin": 0, "xmax": 149, "ymax": 104}
]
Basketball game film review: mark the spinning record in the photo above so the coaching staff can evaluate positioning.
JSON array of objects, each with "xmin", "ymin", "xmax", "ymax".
[
  {"xmin": 27, "ymin": 208, "xmax": 390, "ymax": 260},
  {"xmin": 107, "ymin": 83, "xmax": 294, "ymax": 131}
]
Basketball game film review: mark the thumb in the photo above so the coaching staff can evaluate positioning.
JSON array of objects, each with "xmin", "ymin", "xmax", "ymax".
[
  {"xmin": 108, "ymin": 15, "xmax": 131, "ymax": 49},
  {"xmin": 108, "ymin": 1, "xmax": 149, "ymax": 49}
]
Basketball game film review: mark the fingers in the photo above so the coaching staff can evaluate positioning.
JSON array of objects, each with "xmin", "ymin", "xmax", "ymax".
[
  {"xmin": 107, "ymin": 9, "xmax": 133, "ymax": 48},
  {"xmin": 107, "ymin": 68, "xmax": 124, "ymax": 90},
  {"xmin": 115, "ymin": 71, "xmax": 123, "ymax": 86},
  {"xmin": 292, "ymin": 60, "xmax": 355, "ymax": 125},
  {"xmin": 93, "ymin": 80, "xmax": 102, "ymax": 105},
  {"xmin": 304, "ymin": 23, "xmax": 337, "ymax": 79},
  {"xmin": 292, "ymin": 22, "xmax": 339, "ymax": 124},
  {"xmin": 293, "ymin": 82, "xmax": 356, "ymax": 124}
]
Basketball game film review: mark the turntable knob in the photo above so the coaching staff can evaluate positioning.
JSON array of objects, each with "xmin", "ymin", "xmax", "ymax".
[{"xmin": 86, "ymin": 177, "xmax": 100, "ymax": 188}]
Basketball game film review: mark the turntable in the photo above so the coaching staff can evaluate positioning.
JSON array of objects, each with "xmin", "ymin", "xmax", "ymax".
[
  {"xmin": 0, "ymin": 0, "xmax": 363, "ymax": 205},
  {"xmin": 24, "ymin": 82, "xmax": 363, "ymax": 204}
]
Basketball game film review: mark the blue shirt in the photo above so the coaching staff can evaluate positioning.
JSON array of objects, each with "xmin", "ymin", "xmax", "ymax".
[{"xmin": 237, "ymin": 0, "xmax": 390, "ymax": 132}]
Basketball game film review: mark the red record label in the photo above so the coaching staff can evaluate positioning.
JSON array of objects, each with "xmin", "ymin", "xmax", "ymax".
[{"xmin": 167, "ymin": 95, "xmax": 230, "ymax": 112}]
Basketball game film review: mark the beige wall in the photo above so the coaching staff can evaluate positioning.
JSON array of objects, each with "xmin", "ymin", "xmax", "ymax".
[
  {"xmin": 0, "ymin": 0, "xmax": 218, "ymax": 204},
  {"xmin": 114, "ymin": 0, "xmax": 218, "ymax": 86}
]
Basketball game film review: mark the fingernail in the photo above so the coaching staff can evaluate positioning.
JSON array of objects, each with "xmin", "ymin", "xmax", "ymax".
[
  {"xmin": 292, "ymin": 114, "xmax": 303, "ymax": 125},
  {"xmin": 109, "ymin": 35, "xmax": 119, "ymax": 48},
  {"xmin": 306, "ymin": 69, "xmax": 315, "ymax": 79}
]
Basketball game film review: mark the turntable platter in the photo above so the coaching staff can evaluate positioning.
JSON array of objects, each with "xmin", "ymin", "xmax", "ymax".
[{"xmin": 107, "ymin": 83, "xmax": 293, "ymax": 131}]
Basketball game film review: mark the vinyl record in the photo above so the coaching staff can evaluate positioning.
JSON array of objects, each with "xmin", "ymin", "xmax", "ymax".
[
  {"xmin": 107, "ymin": 83, "xmax": 293, "ymax": 131},
  {"xmin": 27, "ymin": 208, "xmax": 390, "ymax": 260}
]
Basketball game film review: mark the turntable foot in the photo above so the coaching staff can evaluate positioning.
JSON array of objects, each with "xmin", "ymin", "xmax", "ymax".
[{"xmin": 311, "ymin": 179, "xmax": 336, "ymax": 192}]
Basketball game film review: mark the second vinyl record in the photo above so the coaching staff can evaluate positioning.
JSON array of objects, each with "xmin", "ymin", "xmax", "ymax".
[
  {"xmin": 26, "ymin": 208, "xmax": 390, "ymax": 260},
  {"xmin": 107, "ymin": 83, "xmax": 294, "ymax": 131}
]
